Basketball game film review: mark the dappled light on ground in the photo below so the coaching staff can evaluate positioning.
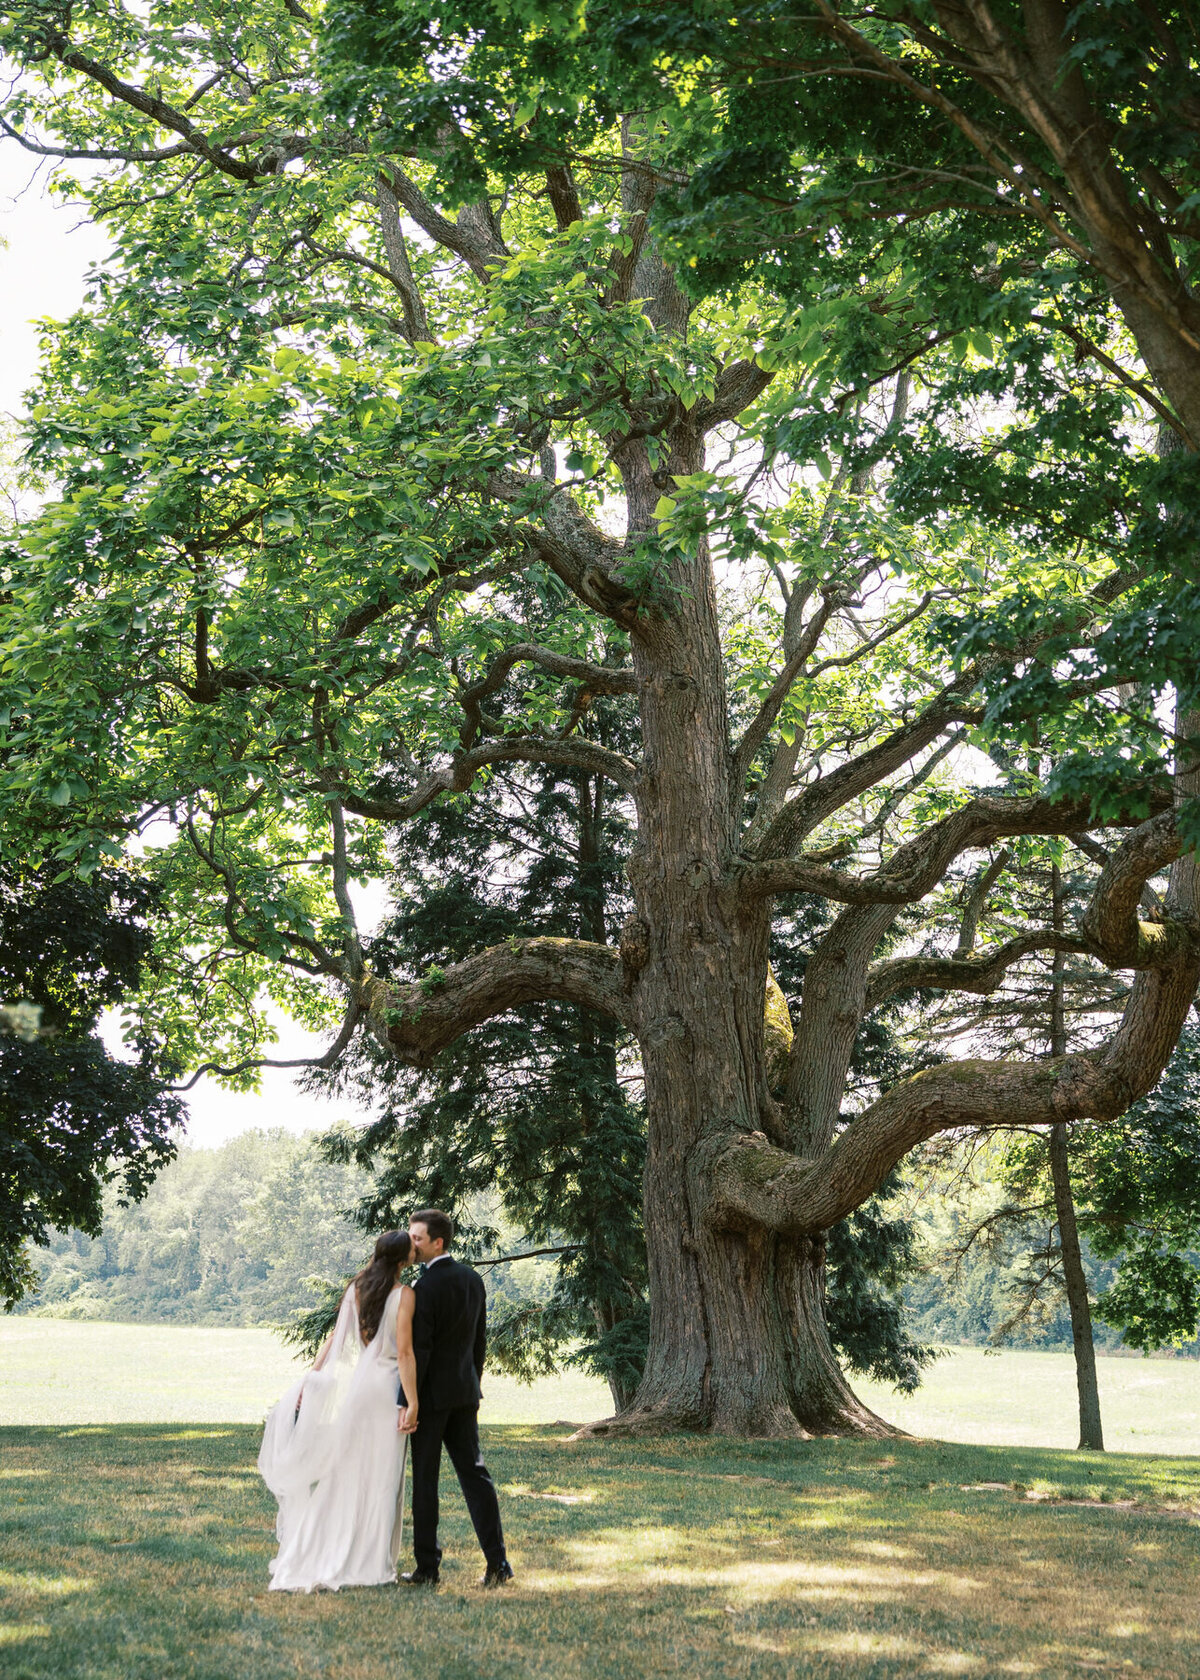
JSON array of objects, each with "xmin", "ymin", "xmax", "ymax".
[{"xmin": 0, "ymin": 1425, "xmax": 1197, "ymax": 1679}]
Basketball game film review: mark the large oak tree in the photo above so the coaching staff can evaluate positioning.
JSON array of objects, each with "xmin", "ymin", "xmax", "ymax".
[{"xmin": 0, "ymin": 1, "xmax": 1197, "ymax": 1433}]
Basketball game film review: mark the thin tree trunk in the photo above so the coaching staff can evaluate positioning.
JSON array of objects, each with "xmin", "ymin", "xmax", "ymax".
[
  {"xmin": 1049, "ymin": 861, "xmax": 1104, "ymax": 1451},
  {"xmin": 1048, "ymin": 1123, "xmax": 1105, "ymax": 1451}
]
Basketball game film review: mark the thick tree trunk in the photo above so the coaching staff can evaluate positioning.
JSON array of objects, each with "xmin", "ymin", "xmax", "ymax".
[
  {"xmin": 1049, "ymin": 1122, "xmax": 1105, "ymax": 1451},
  {"xmin": 586, "ymin": 379, "xmax": 893, "ymax": 1436},
  {"xmin": 591, "ymin": 1175, "xmax": 892, "ymax": 1436}
]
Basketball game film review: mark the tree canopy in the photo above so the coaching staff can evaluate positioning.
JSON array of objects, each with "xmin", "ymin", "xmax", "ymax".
[{"xmin": 0, "ymin": 0, "xmax": 1196, "ymax": 1433}]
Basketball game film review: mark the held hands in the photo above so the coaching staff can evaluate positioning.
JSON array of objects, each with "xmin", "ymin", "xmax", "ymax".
[{"xmin": 397, "ymin": 1405, "xmax": 419, "ymax": 1435}]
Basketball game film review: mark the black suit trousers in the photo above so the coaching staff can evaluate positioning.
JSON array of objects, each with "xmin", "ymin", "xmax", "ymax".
[{"xmin": 410, "ymin": 1404, "xmax": 506, "ymax": 1572}]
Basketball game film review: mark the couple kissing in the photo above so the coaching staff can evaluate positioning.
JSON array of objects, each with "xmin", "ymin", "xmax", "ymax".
[{"xmin": 258, "ymin": 1209, "xmax": 513, "ymax": 1593}]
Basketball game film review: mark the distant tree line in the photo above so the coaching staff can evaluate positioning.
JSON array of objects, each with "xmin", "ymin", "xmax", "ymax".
[
  {"xmin": 19, "ymin": 1131, "xmax": 371, "ymax": 1327},
  {"xmin": 16, "ymin": 1129, "xmax": 557, "ymax": 1332},
  {"xmin": 18, "ymin": 1125, "xmax": 1194, "ymax": 1361}
]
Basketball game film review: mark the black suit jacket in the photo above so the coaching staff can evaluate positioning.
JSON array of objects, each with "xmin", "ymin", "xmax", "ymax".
[{"xmin": 411, "ymin": 1256, "xmax": 487, "ymax": 1412}]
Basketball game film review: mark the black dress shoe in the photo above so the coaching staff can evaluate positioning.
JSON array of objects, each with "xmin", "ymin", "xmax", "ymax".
[
  {"xmin": 480, "ymin": 1560, "xmax": 514, "ymax": 1588},
  {"xmin": 399, "ymin": 1568, "xmax": 440, "ymax": 1586}
]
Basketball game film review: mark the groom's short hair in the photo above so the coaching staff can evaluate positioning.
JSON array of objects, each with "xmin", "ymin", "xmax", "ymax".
[{"xmin": 412, "ymin": 1208, "xmax": 453, "ymax": 1247}]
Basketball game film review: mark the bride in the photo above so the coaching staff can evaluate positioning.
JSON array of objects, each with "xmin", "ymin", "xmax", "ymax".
[{"xmin": 258, "ymin": 1229, "xmax": 418, "ymax": 1592}]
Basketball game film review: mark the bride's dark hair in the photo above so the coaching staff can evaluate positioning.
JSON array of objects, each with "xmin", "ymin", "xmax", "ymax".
[{"xmin": 353, "ymin": 1229, "xmax": 411, "ymax": 1344}]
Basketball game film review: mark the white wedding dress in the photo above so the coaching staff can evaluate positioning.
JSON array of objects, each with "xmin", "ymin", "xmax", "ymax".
[{"xmin": 258, "ymin": 1282, "xmax": 410, "ymax": 1592}]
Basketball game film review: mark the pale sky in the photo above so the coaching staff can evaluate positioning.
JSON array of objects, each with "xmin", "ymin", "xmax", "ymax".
[
  {"xmin": 1, "ymin": 140, "xmax": 384, "ymax": 1147},
  {"xmin": 0, "ymin": 146, "xmax": 107, "ymax": 417}
]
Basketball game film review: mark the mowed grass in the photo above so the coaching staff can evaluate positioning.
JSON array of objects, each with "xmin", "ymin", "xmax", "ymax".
[
  {"xmin": 1, "ymin": 1423, "xmax": 1198, "ymax": 1680},
  {"xmin": 857, "ymin": 1347, "xmax": 1200, "ymax": 1457},
  {"xmin": 3, "ymin": 1320, "xmax": 1198, "ymax": 1457},
  {"xmin": 0, "ymin": 1318, "xmax": 610, "ymax": 1428}
]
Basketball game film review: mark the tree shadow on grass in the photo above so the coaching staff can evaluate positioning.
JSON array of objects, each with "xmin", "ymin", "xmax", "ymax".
[{"xmin": 0, "ymin": 1425, "xmax": 1196, "ymax": 1680}]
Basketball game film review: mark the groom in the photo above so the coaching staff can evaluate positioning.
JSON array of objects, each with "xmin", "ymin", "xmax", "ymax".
[{"xmin": 400, "ymin": 1209, "xmax": 513, "ymax": 1588}]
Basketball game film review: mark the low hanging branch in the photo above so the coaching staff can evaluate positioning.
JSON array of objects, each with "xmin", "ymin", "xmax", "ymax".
[
  {"xmin": 170, "ymin": 994, "xmax": 362, "ymax": 1093},
  {"xmin": 712, "ymin": 806, "xmax": 1200, "ymax": 1236},
  {"xmin": 472, "ymin": 1245, "xmax": 583, "ymax": 1270},
  {"xmin": 362, "ymin": 935, "xmax": 632, "ymax": 1066}
]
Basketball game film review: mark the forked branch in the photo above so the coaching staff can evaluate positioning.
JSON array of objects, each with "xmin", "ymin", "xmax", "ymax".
[
  {"xmin": 740, "ymin": 790, "xmax": 1169, "ymax": 906},
  {"xmin": 716, "ymin": 807, "xmax": 1200, "ymax": 1235},
  {"xmin": 712, "ymin": 938, "xmax": 1200, "ymax": 1236}
]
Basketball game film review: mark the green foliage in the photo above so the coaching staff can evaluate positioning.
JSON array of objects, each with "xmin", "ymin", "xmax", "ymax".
[
  {"xmin": 825, "ymin": 1176, "xmax": 938, "ymax": 1393},
  {"xmin": 320, "ymin": 0, "xmax": 1200, "ymax": 828},
  {"xmin": 0, "ymin": 867, "xmax": 180, "ymax": 1307},
  {"xmin": 19, "ymin": 1129, "xmax": 367, "ymax": 1326},
  {"xmin": 312, "ymin": 743, "xmax": 650, "ymax": 1403},
  {"xmin": 1077, "ymin": 1031, "xmax": 1200, "ymax": 1351},
  {"xmin": 0, "ymin": 0, "xmax": 1180, "ymax": 1085}
]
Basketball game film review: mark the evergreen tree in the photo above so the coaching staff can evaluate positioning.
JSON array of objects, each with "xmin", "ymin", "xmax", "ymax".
[
  {"xmin": 315, "ymin": 730, "xmax": 648, "ymax": 1408},
  {"xmin": 317, "ymin": 773, "xmax": 934, "ymax": 1400}
]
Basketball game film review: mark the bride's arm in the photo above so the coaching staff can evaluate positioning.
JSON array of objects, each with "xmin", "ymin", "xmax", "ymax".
[{"xmin": 396, "ymin": 1286, "xmax": 419, "ymax": 1434}]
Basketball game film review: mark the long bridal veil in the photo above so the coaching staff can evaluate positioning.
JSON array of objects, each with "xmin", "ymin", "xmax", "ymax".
[{"xmin": 258, "ymin": 1283, "xmax": 408, "ymax": 1592}]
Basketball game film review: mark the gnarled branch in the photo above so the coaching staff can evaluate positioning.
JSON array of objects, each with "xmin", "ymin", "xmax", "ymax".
[
  {"xmin": 363, "ymin": 936, "xmax": 631, "ymax": 1064},
  {"xmin": 336, "ymin": 734, "xmax": 639, "ymax": 823},
  {"xmin": 956, "ymin": 848, "xmax": 1011, "ymax": 955},
  {"xmin": 710, "ymin": 918, "xmax": 1200, "ymax": 1237},
  {"xmin": 740, "ymin": 789, "xmax": 1169, "ymax": 906},
  {"xmin": 694, "ymin": 359, "xmax": 774, "ymax": 431},
  {"xmin": 375, "ymin": 176, "xmax": 432, "ymax": 343},
  {"xmin": 1080, "ymin": 810, "xmax": 1189, "ymax": 966}
]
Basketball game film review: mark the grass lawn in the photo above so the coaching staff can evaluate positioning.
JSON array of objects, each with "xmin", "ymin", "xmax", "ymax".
[
  {"xmin": 857, "ymin": 1348, "xmax": 1200, "ymax": 1457},
  {"xmin": 2, "ymin": 1321, "xmax": 1197, "ymax": 1456},
  {"xmin": 0, "ymin": 1423, "xmax": 1197, "ymax": 1679},
  {"xmin": 0, "ymin": 1319, "xmax": 610, "ymax": 1428}
]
